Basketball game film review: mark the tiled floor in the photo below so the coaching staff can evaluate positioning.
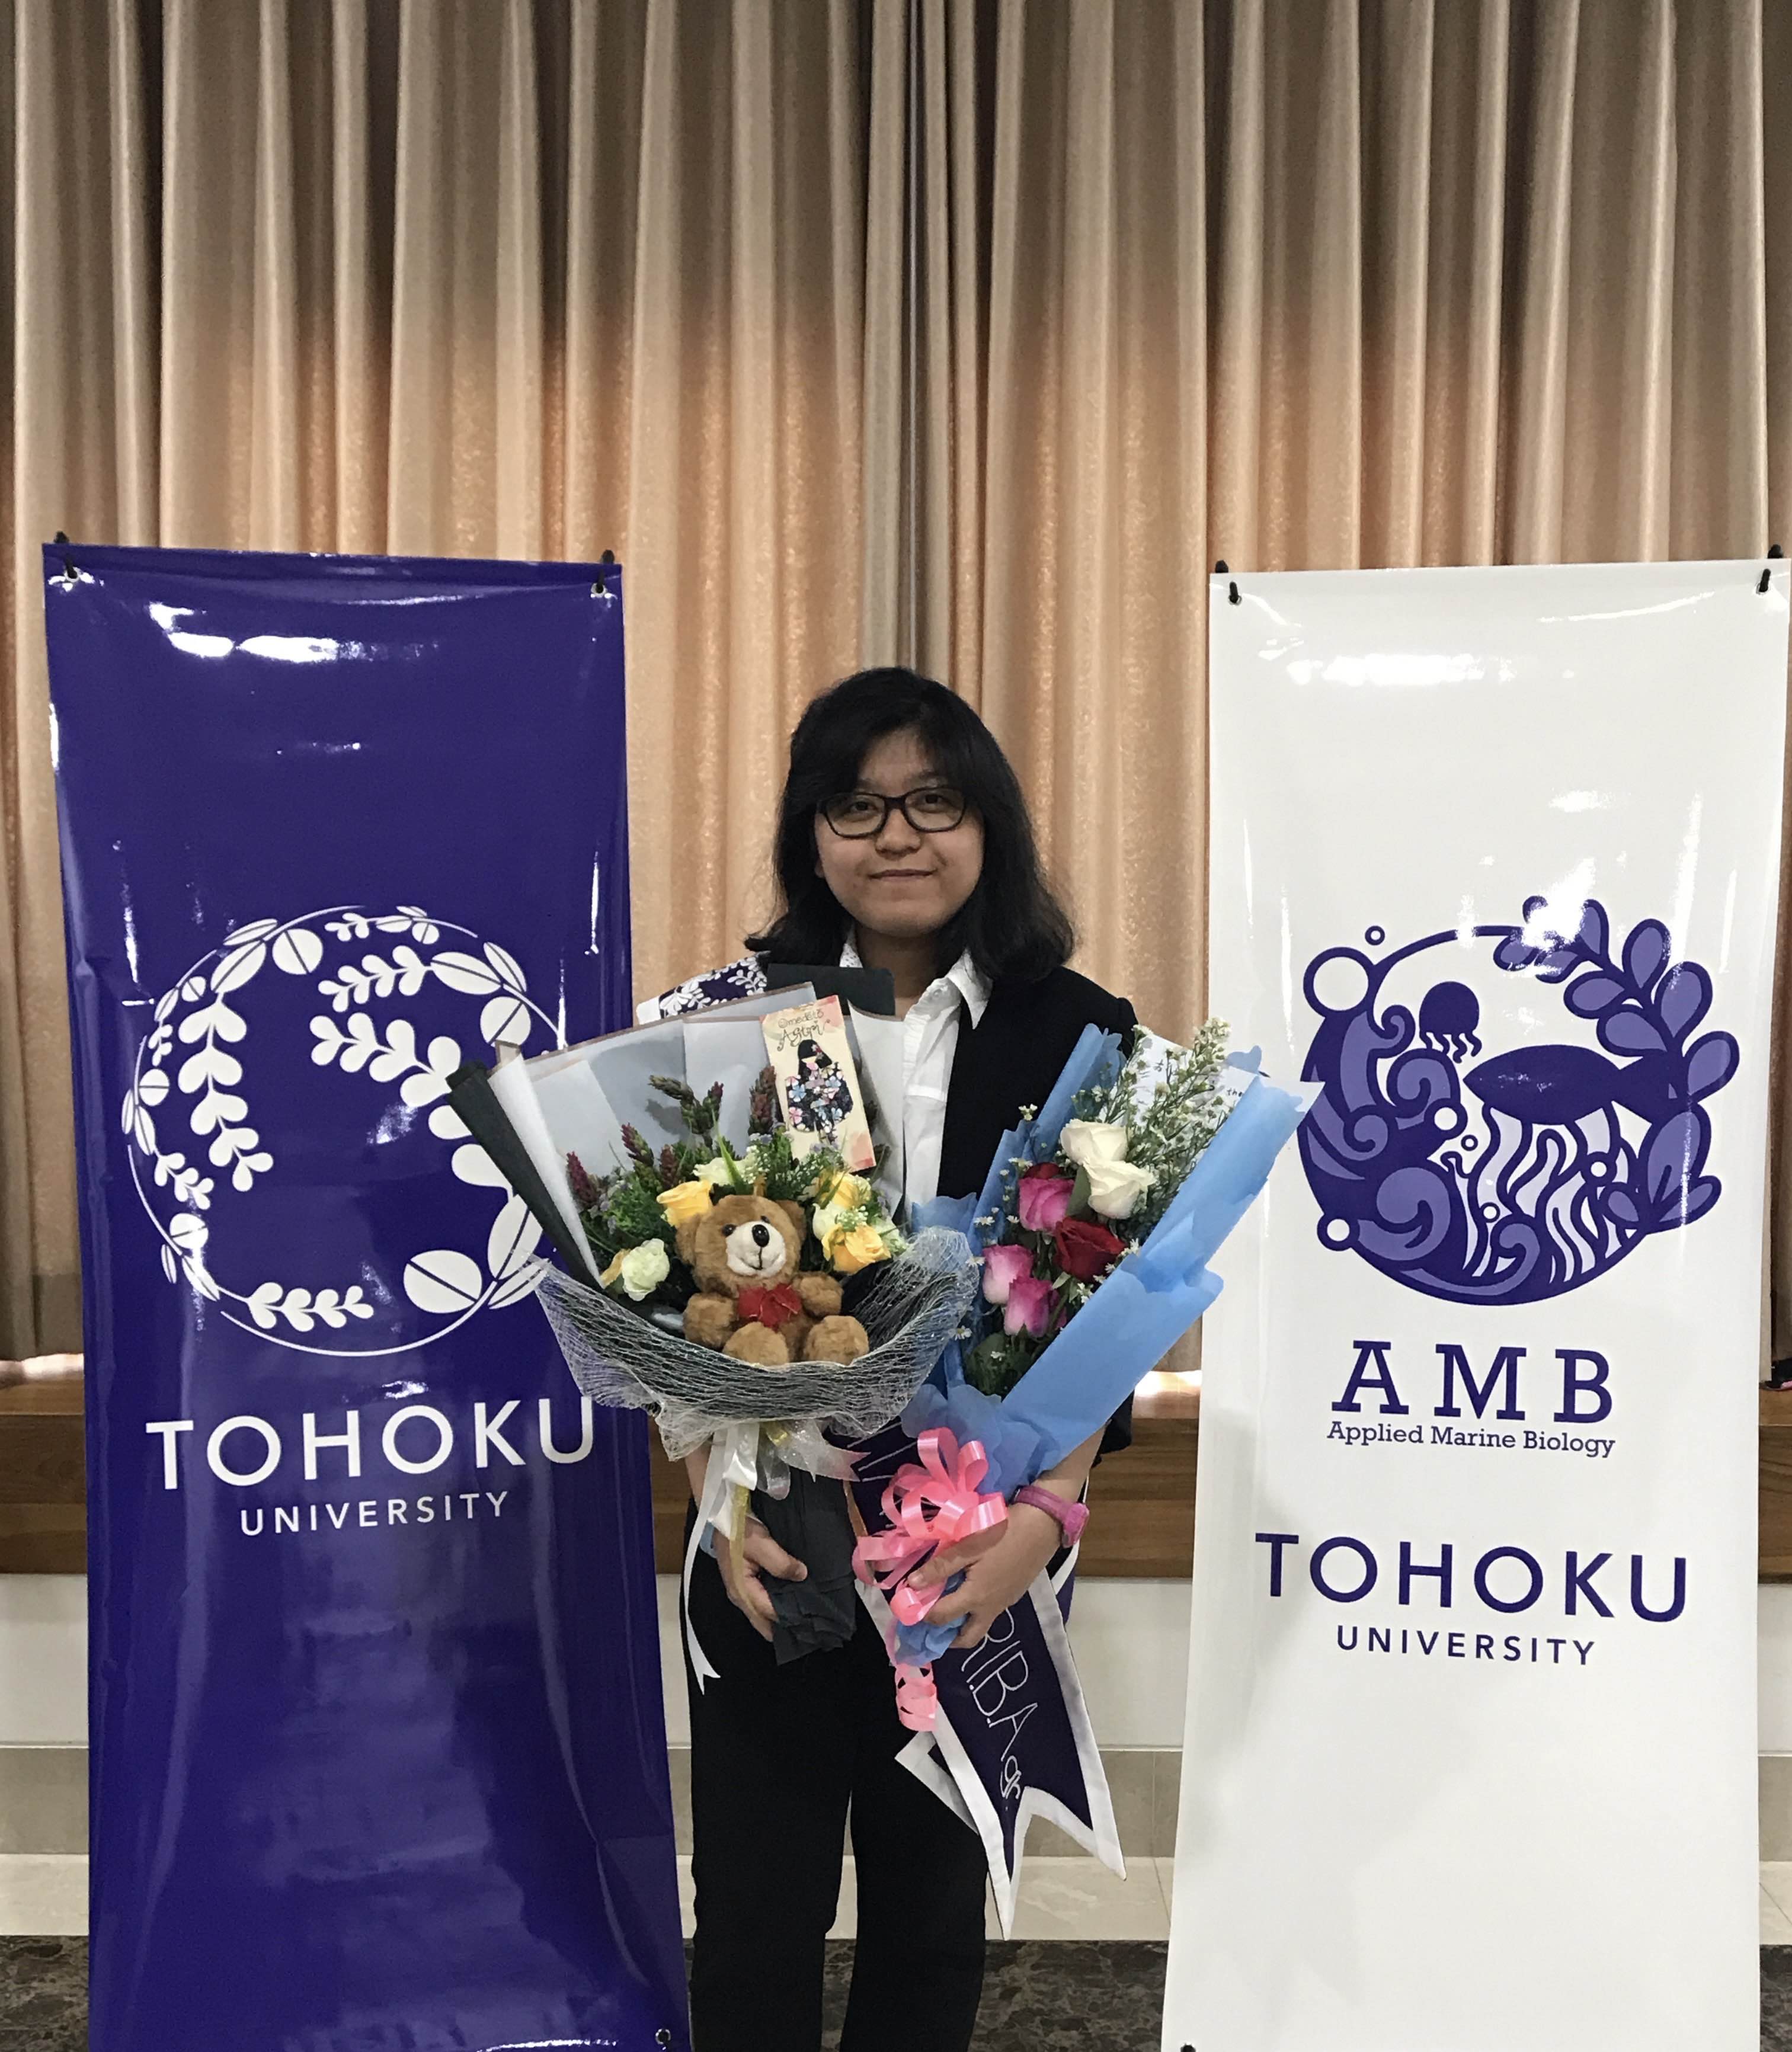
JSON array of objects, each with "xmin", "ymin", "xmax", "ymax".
[
  {"xmin": 10, "ymin": 1942, "xmax": 1792, "ymax": 2052},
  {"xmin": 14, "ymin": 1855, "xmax": 1792, "ymax": 1946},
  {"xmin": 10, "ymin": 1920, "xmax": 1790, "ymax": 2052}
]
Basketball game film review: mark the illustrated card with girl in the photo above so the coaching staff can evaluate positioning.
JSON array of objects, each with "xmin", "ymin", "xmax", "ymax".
[{"xmin": 760, "ymin": 994, "xmax": 877, "ymax": 1172}]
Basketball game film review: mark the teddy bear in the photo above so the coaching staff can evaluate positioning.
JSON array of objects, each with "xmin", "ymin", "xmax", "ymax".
[{"xmin": 676, "ymin": 1191, "xmax": 871, "ymax": 1367}]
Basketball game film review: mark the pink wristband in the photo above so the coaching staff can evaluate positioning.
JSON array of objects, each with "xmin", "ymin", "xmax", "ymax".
[{"xmin": 1014, "ymin": 1483, "xmax": 1090, "ymax": 1545}]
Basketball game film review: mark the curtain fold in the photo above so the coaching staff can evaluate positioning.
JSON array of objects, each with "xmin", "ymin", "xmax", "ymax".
[
  {"xmin": 1, "ymin": 0, "xmax": 1790, "ymax": 1356},
  {"xmin": 5, "ymin": 0, "xmax": 151, "ymax": 1353},
  {"xmin": 622, "ymin": 0, "xmax": 867, "ymax": 1000}
]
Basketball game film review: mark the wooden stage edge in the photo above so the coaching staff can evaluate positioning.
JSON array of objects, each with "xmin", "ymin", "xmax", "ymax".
[{"xmin": 9, "ymin": 1378, "xmax": 1792, "ymax": 1582}]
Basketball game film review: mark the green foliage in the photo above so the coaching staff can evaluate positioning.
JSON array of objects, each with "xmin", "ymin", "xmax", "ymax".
[
  {"xmin": 650, "ymin": 1073, "xmax": 725, "ymax": 1153},
  {"xmin": 606, "ymin": 1175, "xmax": 679, "ymax": 1253},
  {"xmin": 739, "ymin": 1127, "xmax": 841, "ymax": 1205},
  {"xmin": 967, "ymin": 1333, "xmax": 1019, "ymax": 1396},
  {"xmin": 1073, "ymin": 1017, "xmax": 1231, "ymax": 1240},
  {"xmin": 559, "ymin": 1068, "xmax": 905, "ymax": 1311}
]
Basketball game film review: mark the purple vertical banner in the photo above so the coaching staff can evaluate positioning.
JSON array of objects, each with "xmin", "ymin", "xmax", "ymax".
[{"xmin": 44, "ymin": 546, "xmax": 686, "ymax": 2051}]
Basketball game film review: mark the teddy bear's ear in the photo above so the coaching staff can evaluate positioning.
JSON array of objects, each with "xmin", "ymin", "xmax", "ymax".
[
  {"xmin": 675, "ymin": 1215, "xmax": 703, "ymax": 1266},
  {"xmin": 774, "ymin": 1199, "xmax": 807, "ymax": 1246}
]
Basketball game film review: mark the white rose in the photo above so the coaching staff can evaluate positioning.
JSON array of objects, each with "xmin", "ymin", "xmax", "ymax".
[
  {"xmin": 1060, "ymin": 1119, "xmax": 1131, "ymax": 1170},
  {"xmin": 694, "ymin": 1157, "xmax": 735, "ymax": 1188},
  {"xmin": 617, "ymin": 1239, "xmax": 672, "ymax": 1301},
  {"xmin": 1083, "ymin": 1155, "xmax": 1154, "ymax": 1221}
]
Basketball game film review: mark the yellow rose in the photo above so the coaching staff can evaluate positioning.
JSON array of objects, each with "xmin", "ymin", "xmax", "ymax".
[
  {"xmin": 811, "ymin": 1172, "xmax": 875, "ymax": 1251},
  {"xmin": 657, "ymin": 1180, "xmax": 715, "ymax": 1228},
  {"xmin": 830, "ymin": 1222, "xmax": 890, "ymax": 1275}
]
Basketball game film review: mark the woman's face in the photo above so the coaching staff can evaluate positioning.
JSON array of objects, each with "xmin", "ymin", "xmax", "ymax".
[{"xmin": 815, "ymin": 728, "xmax": 985, "ymax": 945}]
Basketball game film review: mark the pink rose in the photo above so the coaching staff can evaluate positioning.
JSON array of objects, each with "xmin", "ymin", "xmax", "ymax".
[
  {"xmin": 1016, "ymin": 1162, "xmax": 1074, "ymax": 1233},
  {"xmin": 981, "ymin": 1242, "xmax": 1033, "ymax": 1306},
  {"xmin": 1004, "ymin": 1275, "xmax": 1055, "ymax": 1339}
]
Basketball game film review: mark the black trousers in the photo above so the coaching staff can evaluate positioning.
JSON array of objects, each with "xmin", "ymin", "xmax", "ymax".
[{"xmin": 683, "ymin": 1531, "xmax": 988, "ymax": 2051}]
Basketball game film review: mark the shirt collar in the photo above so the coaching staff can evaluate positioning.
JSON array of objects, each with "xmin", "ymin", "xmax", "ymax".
[{"xmin": 840, "ymin": 936, "xmax": 991, "ymax": 1029}]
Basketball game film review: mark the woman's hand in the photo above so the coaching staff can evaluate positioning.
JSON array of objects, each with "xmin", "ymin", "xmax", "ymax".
[
  {"xmin": 684, "ymin": 1450, "xmax": 808, "ymax": 1644},
  {"xmin": 904, "ymin": 1426, "xmax": 1106, "ymax": 1649},
  {"xmin": 914, "ymin": 1503, "xmax": 1064, "ymax": 1651},
  {"xmin": 715, "ymin": 1519, "xmax": 807, "ymax": 1643}
]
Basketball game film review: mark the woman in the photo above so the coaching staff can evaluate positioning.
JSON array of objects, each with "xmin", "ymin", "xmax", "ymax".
[{"xmin": 666, "ymin": 667, "xmax": 1135, "ymax": 2052}]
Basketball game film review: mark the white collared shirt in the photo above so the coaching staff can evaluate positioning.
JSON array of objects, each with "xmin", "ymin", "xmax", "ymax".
[{"xmin": 841, "ymin": 937, "xmax": 990, "ymax": 1214}]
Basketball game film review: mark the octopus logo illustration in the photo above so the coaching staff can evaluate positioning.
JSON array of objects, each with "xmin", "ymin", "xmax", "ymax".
[{"xmin": 1298, "ymin": 897, "xmax": 1738, "ymax": 1304}]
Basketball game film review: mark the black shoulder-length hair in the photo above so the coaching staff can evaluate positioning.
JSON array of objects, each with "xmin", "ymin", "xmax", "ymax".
[{"xmin": 747, "ymin": 667, "xmax": 1074, "ymax": 984}]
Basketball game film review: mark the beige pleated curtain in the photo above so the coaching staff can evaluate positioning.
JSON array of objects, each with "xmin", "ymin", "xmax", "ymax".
[{"xmin": 2, "ymin": 0, "xmax": 1790, "ymax": 1360}]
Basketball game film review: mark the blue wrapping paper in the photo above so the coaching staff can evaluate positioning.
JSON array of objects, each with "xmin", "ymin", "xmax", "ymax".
[{"xmin": 894, "ymin": 1059, "xmax": 1313, "ymax": 1666}]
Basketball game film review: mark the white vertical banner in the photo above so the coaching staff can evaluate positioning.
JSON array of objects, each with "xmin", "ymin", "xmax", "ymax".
[{"xmin": 1166, "ymin": 561, "xmax": 1789, "ymax": 2051}]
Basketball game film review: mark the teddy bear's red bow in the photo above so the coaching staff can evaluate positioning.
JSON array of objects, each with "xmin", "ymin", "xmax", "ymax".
[{"xmin": 738, "ymin": 1281, "xmax": 804, "ymax": 1330}]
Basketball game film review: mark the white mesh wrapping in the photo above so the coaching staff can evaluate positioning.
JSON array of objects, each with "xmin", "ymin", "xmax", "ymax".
[{"xmin": 535, "ymin": 1225, "xmax": 980, "ymax": 1458}]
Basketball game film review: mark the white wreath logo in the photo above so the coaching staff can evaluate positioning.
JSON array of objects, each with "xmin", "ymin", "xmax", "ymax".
[{"xmin": 123, "ymin": 904, "xmax": 560, "ymax": 1356}]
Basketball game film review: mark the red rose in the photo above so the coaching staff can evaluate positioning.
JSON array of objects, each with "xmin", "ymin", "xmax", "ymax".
[{"xmin": 1053, "ymin": 1215, "xmax": 1126, "ymax": 1283}]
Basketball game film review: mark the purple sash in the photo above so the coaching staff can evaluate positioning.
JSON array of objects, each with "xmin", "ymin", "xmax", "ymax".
[{"xmin": 847, "ymin": 1423, "xmax": 1122, "ymax": 1927}]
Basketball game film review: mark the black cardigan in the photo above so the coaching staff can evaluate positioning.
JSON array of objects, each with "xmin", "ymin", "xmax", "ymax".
[
  {"xmin": 936, "ymin": 966, "xmax": 1139, "ymax": 1457},
  {"xmin": 936, "ymin": 967, "xmax": 1138, "ymax": 1202}
]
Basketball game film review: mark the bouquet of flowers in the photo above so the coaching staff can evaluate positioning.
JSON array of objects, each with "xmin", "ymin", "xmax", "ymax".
[
  {"xmin": 850, "ymin": 1020, "xmax": 1316, "ymax": 1724},
  {"xmin": 961, "ymin": 1019, "xmax": 1236, "ymax": 1395},
  {"xmin": 446, "ymin": 986, "xmax": 980, "ymax": 1647},
  {"xmin": 561, "ymin": 1066, "xmax": 904, "ymax": 1322}
]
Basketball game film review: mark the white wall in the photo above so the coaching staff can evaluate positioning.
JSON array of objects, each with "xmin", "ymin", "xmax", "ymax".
[
  {"xmin": 1760, "ymin": 1584, "xmax": 1792, "ymax": 1750},
  {"xmin": 16, "ymin": 1574, "xmax": 1792, "ymax": 1755},
  {"xmin": 0, "ymin": 1577, "xmax": 86, "ymax": 1744}
]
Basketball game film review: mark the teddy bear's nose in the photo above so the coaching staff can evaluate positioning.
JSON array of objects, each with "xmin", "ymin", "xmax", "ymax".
[{"xmin": 750, "ymin": 1223, "xmax": 772, "ymax": 1248}]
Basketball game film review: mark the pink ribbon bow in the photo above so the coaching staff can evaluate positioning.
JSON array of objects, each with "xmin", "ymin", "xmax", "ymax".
[
  {"xmin": 852, "ymin": 1427, "xmax": 1009, "ymax": 1731},
  {"xmin": 853, "ymin": 1427, "xmax": 1010, "ymax": 1621}
]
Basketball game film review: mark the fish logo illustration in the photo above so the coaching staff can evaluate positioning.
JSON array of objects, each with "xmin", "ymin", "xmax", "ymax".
[{"xmin": 1298, "ymin": 898, "xmax": 1737, "ymax": 1304}]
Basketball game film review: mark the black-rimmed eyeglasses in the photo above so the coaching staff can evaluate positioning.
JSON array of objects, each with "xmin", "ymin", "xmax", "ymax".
[{"xmin": 818, "ymin": 786, "xmax": 969, "ymax": 838}]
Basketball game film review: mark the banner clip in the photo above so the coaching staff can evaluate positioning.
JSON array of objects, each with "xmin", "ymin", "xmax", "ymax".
[
  {"xmin": 1761, "ymin": 543, "xmax": 1783, "ymax": 595},
  {"xmin": 1215, "ymin": 558, "xmax": 1241, "ymax": 606}
]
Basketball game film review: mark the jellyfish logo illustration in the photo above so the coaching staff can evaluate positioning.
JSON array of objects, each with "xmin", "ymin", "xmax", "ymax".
[{"xmin": 1298, "ymin": 898, "xmax": 1738, "ymax": 1304}]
